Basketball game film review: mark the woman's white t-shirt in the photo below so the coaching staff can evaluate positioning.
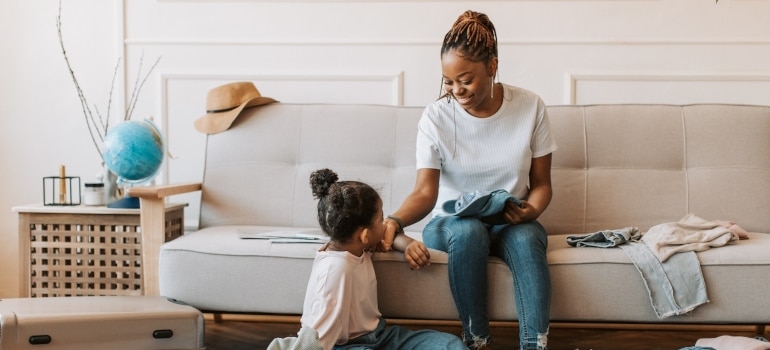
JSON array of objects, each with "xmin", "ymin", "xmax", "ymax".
[{"xmin": 416, "ymin": 84, "xmax": 558, "ymax": 216}]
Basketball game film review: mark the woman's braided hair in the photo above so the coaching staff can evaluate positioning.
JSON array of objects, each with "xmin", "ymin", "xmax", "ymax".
[
  {"xmin": 441, "ymin": 10, "xmax": 498, "ymax": 64},
  {"xmin": 309, "ymin": 168, "xmax": 380, "ymax": 243}
]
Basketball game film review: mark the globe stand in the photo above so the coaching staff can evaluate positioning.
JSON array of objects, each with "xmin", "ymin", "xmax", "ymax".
[
  {"xmin": 107, "ymin": 181, "xmax": 141, "ymax": 208},
  {"xmin": 107, "ymin": 196, "xmax": 140, "ymax": 209}
]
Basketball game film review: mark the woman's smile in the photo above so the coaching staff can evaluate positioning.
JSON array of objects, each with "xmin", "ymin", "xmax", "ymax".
[{"xmin": 454, "ymin": 94, "xmax": 474, "ymax": 105}]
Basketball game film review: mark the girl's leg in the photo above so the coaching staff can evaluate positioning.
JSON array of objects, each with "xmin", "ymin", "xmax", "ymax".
[
  {"xmin": 423, "ymin": 216, "xmax": 491, "ymax": 349},
  {"xmin": 375, "ymin": 325, "xmax": 467, "ymax": 350},
  {"xmin": 336, "ymin": 319, "xmax": 466, "ymax": 350},
  {"xmin": 490, "ymin": 221, "xmax": 551, "ymax": 350}
]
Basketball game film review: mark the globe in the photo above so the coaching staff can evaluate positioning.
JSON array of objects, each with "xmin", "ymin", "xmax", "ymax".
[{"xmin": 102, "ymin": 118, "xmax": 165, "ymax": 186}]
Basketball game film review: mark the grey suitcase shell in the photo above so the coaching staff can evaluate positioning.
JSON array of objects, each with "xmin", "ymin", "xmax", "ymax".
[{"xmin": 0, "ymin": 296, "xmax": 204, "ymax": 349}]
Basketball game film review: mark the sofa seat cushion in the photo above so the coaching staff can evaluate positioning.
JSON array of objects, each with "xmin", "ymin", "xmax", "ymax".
[
  {"xmin": 160, "ymin": 226, "xmax": 770, "ymax": 323},
  {"xmin": 162, "ymin": 226, "xmax": 325, "ymax": 258},
  {"xmin": 546, "ymin": 231, "xmax": 770, "ymax": 266}
]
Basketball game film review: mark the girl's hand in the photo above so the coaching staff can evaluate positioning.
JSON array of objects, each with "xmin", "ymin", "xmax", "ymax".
[{"xmin": 403, "ymin": 241, "xmax": 431, "ymax": 270}]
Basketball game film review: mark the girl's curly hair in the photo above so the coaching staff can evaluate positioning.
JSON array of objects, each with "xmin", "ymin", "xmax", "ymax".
[{"xmin": 309, "ymin": 168, "xmax": 380, "ymax": 243}]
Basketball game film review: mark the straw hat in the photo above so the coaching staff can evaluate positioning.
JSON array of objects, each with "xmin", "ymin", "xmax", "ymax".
[{"xmin": 194, "ymin": 82, "xmax": 277, "ymax": 134}]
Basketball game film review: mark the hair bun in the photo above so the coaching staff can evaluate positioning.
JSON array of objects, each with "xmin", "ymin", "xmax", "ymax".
[
  {"xmin": 309, "ymin": 168, "xmax": 339, "ymax": 199},
  {"xmin": 459, "ymin": 10, "xmax": 482, "ymax": 23}
]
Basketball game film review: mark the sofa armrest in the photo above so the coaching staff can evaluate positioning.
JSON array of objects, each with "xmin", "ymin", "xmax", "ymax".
[
  {"xmin": 128, "ymin": 182, "xmax": 202, "ymax": 199},
  {"xmin": 127, "ymin": 182, "xmax": 202, "ymax": 296}
]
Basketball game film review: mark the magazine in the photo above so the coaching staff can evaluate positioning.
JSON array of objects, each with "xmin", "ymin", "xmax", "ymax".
[{"xmin": 236, "ymin": 229, "xmax": 328, "ymax": 243}]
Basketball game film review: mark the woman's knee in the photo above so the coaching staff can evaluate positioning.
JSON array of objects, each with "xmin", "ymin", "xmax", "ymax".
[
  {"xmin": 495, "ymin": 221, "xmax": 548, "ymax": 248},
  {"xmin": 424, "ymin": 216, "xmax": 490, "ymax": 252}
]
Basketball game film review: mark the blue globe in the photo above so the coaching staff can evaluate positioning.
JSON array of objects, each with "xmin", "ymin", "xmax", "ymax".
[{"xmin": 102, "ymin": 119, "xmax": 165, "ymax": 185}]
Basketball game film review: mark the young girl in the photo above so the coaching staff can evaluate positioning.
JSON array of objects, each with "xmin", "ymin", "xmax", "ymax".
[{"xmin": 302, "ymin": 168, "xmax": 466, "ymax": 350}]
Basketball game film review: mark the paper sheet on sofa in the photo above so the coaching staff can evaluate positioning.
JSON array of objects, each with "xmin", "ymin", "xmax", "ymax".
[{"xmin": 237, "ymin": 229, "xmax": 329, "ymax": 243}]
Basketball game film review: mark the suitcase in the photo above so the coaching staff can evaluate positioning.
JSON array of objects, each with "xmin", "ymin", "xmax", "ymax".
[{"xmin": 0, "ymin": 296, "xmax": 205, "ymax": 349}]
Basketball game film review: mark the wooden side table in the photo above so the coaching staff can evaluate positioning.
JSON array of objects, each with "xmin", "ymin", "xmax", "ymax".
[{"xmin": 14, "ymin": 203, "xmax": 186, "ymax": 298}]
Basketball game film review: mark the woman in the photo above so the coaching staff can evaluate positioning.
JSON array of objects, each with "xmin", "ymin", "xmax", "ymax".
[{"xmin": 382, "ymin": 10, "xmax": 558, "ymax": 350}]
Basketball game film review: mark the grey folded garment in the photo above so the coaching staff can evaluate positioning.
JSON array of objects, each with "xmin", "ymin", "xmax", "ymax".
[
  {"xmin": 620, "ymin": 243, "xmax": 708, "ymax": 319},
  {"xmin": 267, "ymin": 326, "xmax": 323, "ymax": 350},
  {"xmin": 566, "ymin": 227, "xmax": 641, "ymax": 248}
]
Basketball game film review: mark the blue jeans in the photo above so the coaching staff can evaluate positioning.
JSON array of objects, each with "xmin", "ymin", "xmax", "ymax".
[
  {"xmin": 423, "ymin": 216, "xmax": 551, "ymax": 350},
  {"xmin": 335, "ymin": 317, "xmax": 467, "ymax": 350}
]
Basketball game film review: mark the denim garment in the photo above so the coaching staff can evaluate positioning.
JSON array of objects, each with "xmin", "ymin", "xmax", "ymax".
[
  {"xmin": 334, "ymin": 317, "xmax": 466, "ymax": 350},
  {"xmin": 422, "ymin": 215, "xmax": 550, "ymax": 350},
  {"xmin": 442, "ymin": 190, "xmax": 523, "ymax": 225},
  {"xmin": 566, "ymin": 227, "xmax": 641, "ymax": 248},
  {"xmin": 619, "ymin": 242, "xmax": 708, "ymax": 319}
]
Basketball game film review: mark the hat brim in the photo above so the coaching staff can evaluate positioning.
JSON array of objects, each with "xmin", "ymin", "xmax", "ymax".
[{"xmin": 194, "ymin": 96, "xmax": 277, "ymax": 134}]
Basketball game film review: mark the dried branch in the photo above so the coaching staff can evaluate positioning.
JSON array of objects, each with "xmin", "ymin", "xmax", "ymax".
[
  {"xmin": 104, "ymin": 58, "xmax": 121, "ymax": 135},
  {"xmin": 125, "ymin": 53, "xmax": 162, "ymax": 122},
  {"xmin": 57, "ymin": 0, "xmax": 161, "ymax": 163},
  {"xmin": 57, "ymin": 0, "xmax": 103, "ymax": 161}
]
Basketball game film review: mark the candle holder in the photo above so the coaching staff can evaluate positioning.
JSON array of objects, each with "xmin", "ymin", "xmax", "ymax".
[{"xmin": 43, "ymin": 176, "xmax": 81, "ymax": 206}]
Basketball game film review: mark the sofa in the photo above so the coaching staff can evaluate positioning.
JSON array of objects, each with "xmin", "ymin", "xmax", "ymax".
[{"xmin": 130, "ymin": 103, "xmax": 770, "ymax": 331}]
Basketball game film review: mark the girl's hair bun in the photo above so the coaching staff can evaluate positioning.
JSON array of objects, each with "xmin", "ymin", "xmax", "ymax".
[{"xmin": 309, "ymin": 168, "xmax": 339, "ymax": 199}]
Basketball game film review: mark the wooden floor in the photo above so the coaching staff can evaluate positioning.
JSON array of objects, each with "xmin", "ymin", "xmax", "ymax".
[{"xmin": 203, "ymin": 314, "xmax": 767, "ymax": 350}]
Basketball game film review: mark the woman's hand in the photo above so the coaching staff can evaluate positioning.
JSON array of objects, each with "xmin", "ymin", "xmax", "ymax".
[
  {"xmin": 502, "ymin": 154, "xmax": 554, "ymax": 225},
  {"xmin": 503, "ymin": 200, "xmax": 537, "ymax": 225},
  {"xmin": 377, "ymin": 219, "xmax": 400, "ymax": 252},
  {"xmin": 403, "ymin": 241, "xmax": 431, "ymax": 270}
]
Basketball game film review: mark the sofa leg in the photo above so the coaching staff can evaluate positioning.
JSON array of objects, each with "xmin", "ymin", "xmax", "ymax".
[
  {"xmin": 755, "ymin": 324, "xmax": 766, "ymax": 335},
  {"xmin": 213, "ymin": 313, "xmax": 224, "ymax": 323}
]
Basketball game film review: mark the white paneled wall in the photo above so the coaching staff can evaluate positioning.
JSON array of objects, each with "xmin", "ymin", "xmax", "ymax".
[{"xmin": 2, "ymin": 0, "xmax": 769, "ymax": 297}]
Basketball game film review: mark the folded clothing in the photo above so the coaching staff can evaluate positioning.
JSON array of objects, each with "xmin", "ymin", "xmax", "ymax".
[
  {"xmin": 566, "ymin": 227, "xmax": 641, "ymax": 248},
  {"xmin": 642, "ymin": 214, "xmax": 742, "ymax": 262},
  {"xmin": 695, "ymin": 335, "xmax": 770, "ymax": 350},
  {"xmin": 442, "ymin": 189, "xmax": 522, "ymax": 225}
]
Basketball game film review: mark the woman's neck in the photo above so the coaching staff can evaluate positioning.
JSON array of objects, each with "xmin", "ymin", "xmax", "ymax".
[{"xmin": 466, "ymin": 82, "xmax": 503, "ymax": 118}]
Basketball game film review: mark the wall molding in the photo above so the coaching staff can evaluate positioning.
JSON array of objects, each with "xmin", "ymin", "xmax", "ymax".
[
  {"xmin": 155, "ymin": 71, "xmax": 404, "ymax": 183},
  {"xmin": 157, "ymin": 0, "xmax": 646, "ymax": 2},
  {"xmin": 115, "ymin": 0, "xmax": 127, "ymax": 123},
  {"xmin": 564, "ymin": 71, "xmax": 770, "ymax": 104},
  {"xmin": 125, "ymin": 37, "xmax": 770, "ymax": 47},
  {"xmin": 157, "ymin": 71, "xmax": 404, "ymax": 104}
]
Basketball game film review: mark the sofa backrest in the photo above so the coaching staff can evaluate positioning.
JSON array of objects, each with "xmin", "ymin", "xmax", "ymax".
[{"xmin": 200, "ymin": 103, "xmax": 770, "ymax": 234}]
